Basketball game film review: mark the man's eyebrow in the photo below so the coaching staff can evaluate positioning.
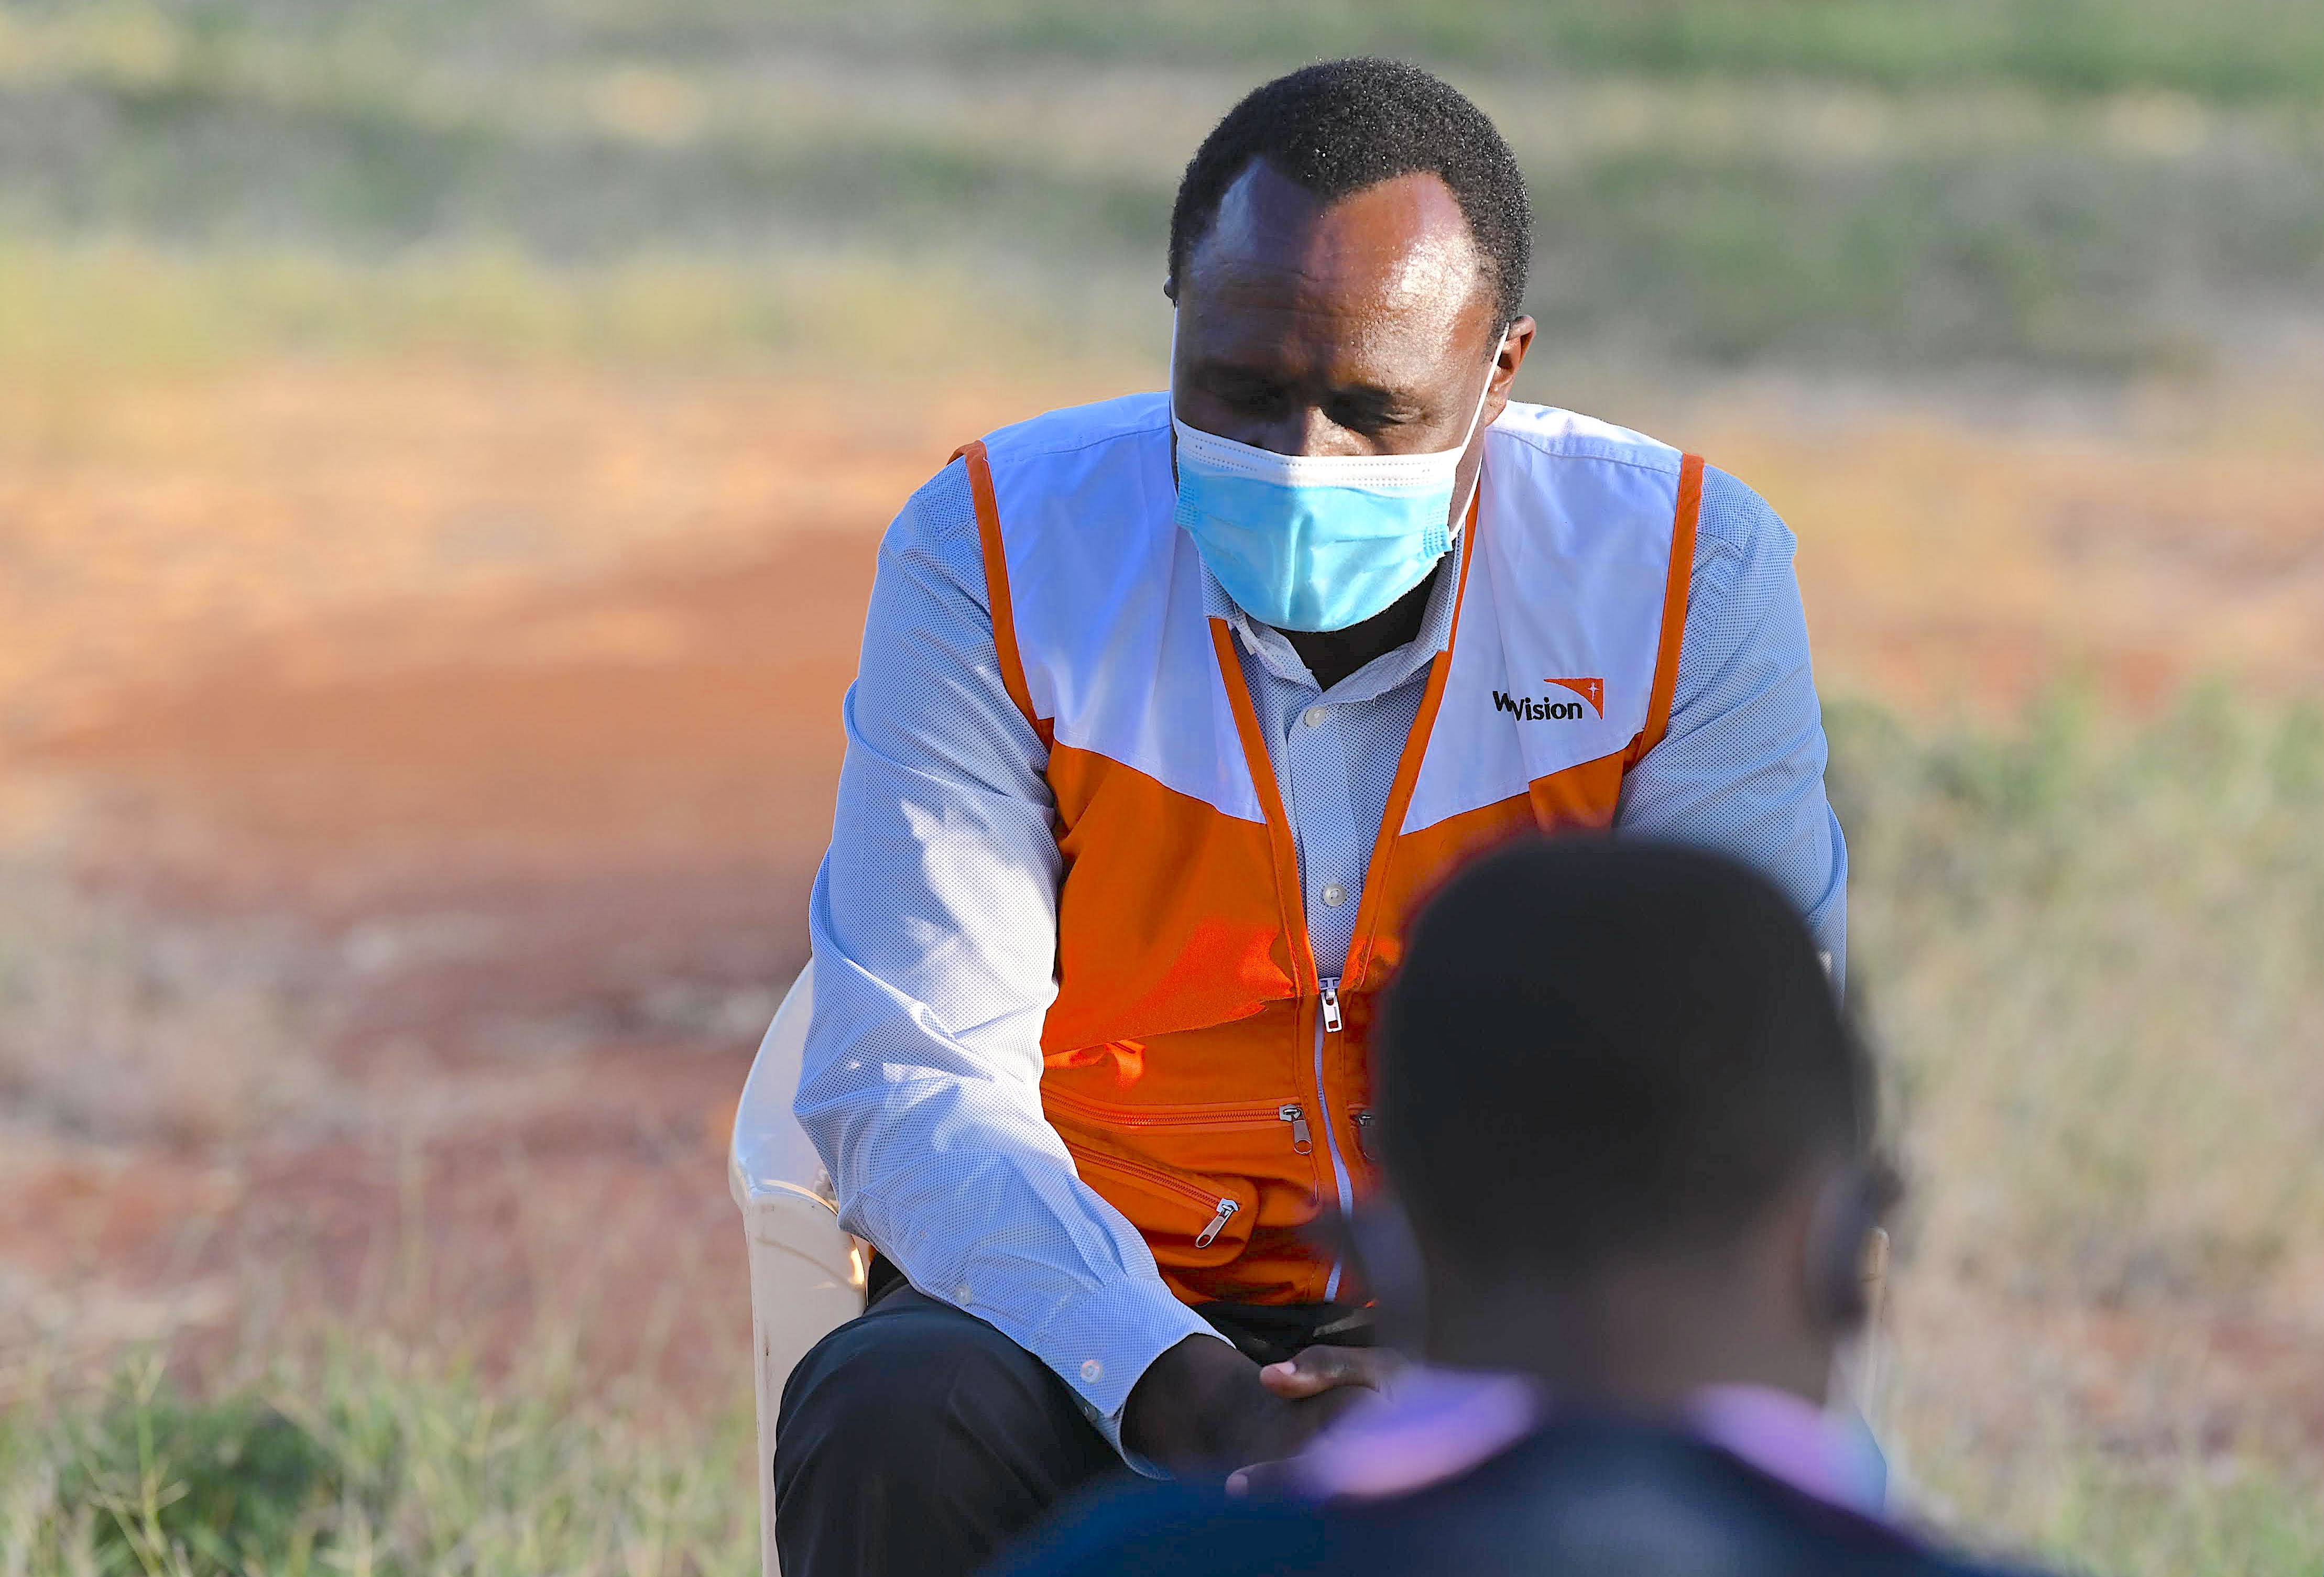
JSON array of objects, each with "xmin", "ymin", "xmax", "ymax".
[{"xmin": 1193, "ymin": 358, "xmax": 1290, "ymax": 395}]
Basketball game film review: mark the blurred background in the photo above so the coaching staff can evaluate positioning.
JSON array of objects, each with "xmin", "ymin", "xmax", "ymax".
[{"xmin": 2, "ymin": 2, "xmax": 2321, "ymax": 1571}]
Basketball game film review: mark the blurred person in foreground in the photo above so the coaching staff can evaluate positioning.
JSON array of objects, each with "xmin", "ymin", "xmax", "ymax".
[
  {"xmin": 780, "ymin": 57, "xmax": 1848, "ymax": 1577},
  {"xmin": 992, "ymin": 841, "xmax": 2040, "ymax": 1577}
]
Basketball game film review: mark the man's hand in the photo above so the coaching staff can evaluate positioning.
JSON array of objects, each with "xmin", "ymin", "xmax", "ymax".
[
  {"xmin": 1258, "ymin": 1343, "xmax": 1402, "ymax": 1400},
  {"xmin": 1120, "ymin": 1335, "xmax": 1397, "ymax": 1475}
]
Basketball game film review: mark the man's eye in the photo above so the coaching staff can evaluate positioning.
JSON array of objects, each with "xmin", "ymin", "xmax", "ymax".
[{"xmin": 1329, "ymin": 401, "xmax": 1411, "ymax": 435}]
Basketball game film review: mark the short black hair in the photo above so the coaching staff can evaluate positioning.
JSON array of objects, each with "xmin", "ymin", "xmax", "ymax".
[
  {"xmin": 1379, "ymin": 839, "xmax": 1870, "ymax": 1277},
  {"xmin": 1168, "ymin": 58, "xmax": 1532, "ymax": 330}
]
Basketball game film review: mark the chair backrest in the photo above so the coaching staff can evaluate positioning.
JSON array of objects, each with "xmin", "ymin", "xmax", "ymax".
[
  {"xmin": 730, "ymin": 962, "xmax": 833, "ymax": 1210},
  {"xmin": 730, "ymin": 961, "xmax": 866, "ymax": 1577}
]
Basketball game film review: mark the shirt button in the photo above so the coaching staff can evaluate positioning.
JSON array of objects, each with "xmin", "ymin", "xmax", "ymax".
[
  {"xmin": 1321, "ymin": 883, "xmax": 1347, "ymax": 907},
  {"xmin": 1080, "ymin": 1359, "xmax": 1104, "ymax": 1383},
  {"xmin": 1302, "ymin": 706, "xmax": 1329, "ymax": 729}
]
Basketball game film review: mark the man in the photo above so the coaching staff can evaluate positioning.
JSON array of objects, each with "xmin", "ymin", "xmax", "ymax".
[
  {"xmin": 994, "ymin": 843, "xmax": 2033, "ymax": 1577},
  {"xmin": 780, "ymin": 58, "xmax": 1847, "ymax": 1576}
]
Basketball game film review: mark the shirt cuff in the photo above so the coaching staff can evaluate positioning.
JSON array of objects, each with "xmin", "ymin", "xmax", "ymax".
[{"xmin": 1030, "ymin": 1275, "xmax": 1230, "ymax": 1472}]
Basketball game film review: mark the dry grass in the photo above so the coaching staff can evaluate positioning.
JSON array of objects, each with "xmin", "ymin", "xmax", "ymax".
[
  {"xmin": 0, "ymin": 244, "xmax": 1114, "ymax": 378},
  {"xmin": 0, "ymin": 864, "xmax": 329, "ymax": 1148},
  {"xmin": 1835, "ymin": 693, "xmax": 2324, "ymax": 1570}
]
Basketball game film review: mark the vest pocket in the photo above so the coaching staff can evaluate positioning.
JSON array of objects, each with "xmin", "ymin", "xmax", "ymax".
[{"xmin": 1055, "ymin": 1135, "xmax": 1257, "ymax": 1267}]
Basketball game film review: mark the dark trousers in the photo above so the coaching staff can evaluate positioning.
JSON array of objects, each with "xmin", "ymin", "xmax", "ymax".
[{"xmin": 773, "ymin": 1269, "xmax": 1369, "ymax": 1577}]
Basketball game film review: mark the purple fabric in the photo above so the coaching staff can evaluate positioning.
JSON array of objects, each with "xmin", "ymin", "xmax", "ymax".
[{"xmin": 1288, "ymin": 1368, "xmax": 1885, "ymax": 1518}]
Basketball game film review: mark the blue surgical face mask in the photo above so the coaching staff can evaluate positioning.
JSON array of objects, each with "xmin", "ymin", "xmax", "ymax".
[{"xmin": 1171, "ymin": 336, "xmax": 1498, "ymax": 633}]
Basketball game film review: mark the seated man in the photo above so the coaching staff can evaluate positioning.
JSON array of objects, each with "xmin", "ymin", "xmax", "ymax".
[
  {"xmin": 991, "ymin": 841, "xmax": 2045, "ymax": 1577},
  {"xmin": 780, "ymin": 56, "xmax": 1849, "ymax": 1577}
]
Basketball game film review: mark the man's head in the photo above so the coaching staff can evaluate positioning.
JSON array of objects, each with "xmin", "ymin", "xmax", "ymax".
[
  {"xmin": 1376, "ymin": 839, "xmax": 1890, "ymax": 1407},
  {"xmin": 1166, "ymin": 59, "xmax": 1535, "ymax": 470}
]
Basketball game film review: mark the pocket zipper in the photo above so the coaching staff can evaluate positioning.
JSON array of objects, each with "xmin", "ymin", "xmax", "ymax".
[
  {"xmin": 1193, "ymin": 1198, "xmax": 1240, "ymax": 1249},
  {"xmin": 1352, "ymin": 1107, "xmax": 1376, "ymax": 1163},
  {"xmin": 1044, "ymin": 1087, "xmax": 1288, "ymax": 1131},
  {"xmin": 1064, "ymin": 1141, "xmax": 1248, "ymax": 1246},
  {"xmin": 1278, "ymin": 1103, "xmax": 1313, "ymax": 1154}
]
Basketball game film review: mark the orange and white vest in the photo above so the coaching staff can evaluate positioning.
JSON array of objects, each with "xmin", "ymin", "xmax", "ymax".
[{"xmin": 959, "ymin": 393, "xmax": 1700, "ymax": 1307}]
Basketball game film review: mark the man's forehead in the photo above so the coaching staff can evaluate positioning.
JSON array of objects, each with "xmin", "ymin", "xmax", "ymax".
[{"xmin": 1182, "ymin": 161, "xmax": 1490, "ymax": 349}]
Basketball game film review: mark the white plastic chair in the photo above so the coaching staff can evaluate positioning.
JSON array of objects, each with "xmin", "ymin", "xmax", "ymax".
[{"xmin": 729, "ymin": 962, "xmax": 867, "ymax": 1577}]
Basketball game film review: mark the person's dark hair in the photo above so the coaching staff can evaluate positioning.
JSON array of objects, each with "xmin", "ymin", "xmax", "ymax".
[
  {"xmin": 1379, "ymin": 839, "xmax": 1872, "ymax": 1277},
  {"xmin": 1168, "ymin": 58, "xmax": 1532, "ymax": 329}
]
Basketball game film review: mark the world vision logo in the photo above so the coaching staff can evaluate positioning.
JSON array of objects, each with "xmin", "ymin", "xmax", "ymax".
[{"xmin": 1492, "ymin": 676, "xmax": 1606, "ymax": 721}]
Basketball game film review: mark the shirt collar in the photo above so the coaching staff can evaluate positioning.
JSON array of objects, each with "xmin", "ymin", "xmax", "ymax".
[
  {"xmin": 1202, "ymin": 533, "xmax": 1464, "ymax": 705},
  {"xmin": 1685, "ymin": 1383, "xmax": 1889, "ymax": 1517},
  {"xmin": 1282, "ymin": 1367, "xmax": 1887, "ymax": 1520}
]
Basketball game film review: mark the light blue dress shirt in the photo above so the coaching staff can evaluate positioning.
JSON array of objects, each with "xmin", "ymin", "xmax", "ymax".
[{"xmin": 796, "ymin": 429, "xmax": 1847, "ymax": 1458}]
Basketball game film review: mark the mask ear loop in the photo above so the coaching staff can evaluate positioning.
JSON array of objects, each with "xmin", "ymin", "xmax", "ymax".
[
  {"xmin": 1464, "ymin": 324, "xmax": 1506, "ymax": 440},
  {"xmin": 1449, "ymin": 323, "xmax": 1508, "ymax": 530},
  {"xmin": 1166, "ymin": 310, "xmax": 1179, "ymax": 419}
]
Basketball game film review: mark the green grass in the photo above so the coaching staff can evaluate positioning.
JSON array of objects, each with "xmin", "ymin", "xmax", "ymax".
[
  {"xmin": 748, "ymin": 0, "xmax": 2324, "ymax": 104},
  {"xmin": 2, "ymin": 2, "xmax": 2321, "ymax": 376},
  {"xmin": 0, "ymin": 1352, "xmax": 758, "ymax": 1577},
  {"xmin": 19, "ymin": 0, "xmax": 2324, "ymax": 101},
  {"xmin": 7, "ymin": 1357, "xmax": 2318, "ymax": 1577},
  {"xmin": 4, "ymin": 1353, "xmax": 2317, "ymax": 1577}
]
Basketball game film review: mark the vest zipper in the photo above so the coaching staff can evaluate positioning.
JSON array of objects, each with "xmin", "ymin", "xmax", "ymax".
[
  {"xmin": 1278, "ymin": 1103, "xmax": 1313, "ymax": 1154},
  {"xmin": 1312, "ymin": 975, "xmax": 1356, "ymax": 1300},
  {"xmin": 1193, "ymin": 1198, "xmax": 1240, "ymax": 1249},
  {"xmin": 1352, "ymin": 1107, "xmax": 1376, "ymax": 1163}
]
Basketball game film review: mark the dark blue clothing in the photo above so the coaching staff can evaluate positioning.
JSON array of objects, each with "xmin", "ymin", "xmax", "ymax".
[{"xmin": 988, "ymin": 1417, "xmax": 2048, "ymax": 1577}]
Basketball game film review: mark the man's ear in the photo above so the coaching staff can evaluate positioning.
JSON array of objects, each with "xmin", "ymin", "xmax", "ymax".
[
  {"xmin": 1492, "ymin": 314, "xmax": 1536, "ymax": 392},
  {"xmin": 1803, "ymin": 1163, "xmax": 1894, "ymax": 1334}
]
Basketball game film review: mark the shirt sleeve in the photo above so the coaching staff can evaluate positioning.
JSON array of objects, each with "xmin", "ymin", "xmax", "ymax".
[
  {"xmin": 795, "ymin": 458, "xmax": 1221, "ymax": 1460},
  {"xmin": 1613, "ymin": 465, "xmax": 1849, "ymax": 982}
]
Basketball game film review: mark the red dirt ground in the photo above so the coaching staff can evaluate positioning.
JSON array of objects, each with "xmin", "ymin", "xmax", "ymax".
[
  {"xmin": 3, "ymin": 525, "xmax": 883, "ymax": 1406},
  {"xmin": 0, "ymin": 364, "xmax": 965, "ymax": 1404}
]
